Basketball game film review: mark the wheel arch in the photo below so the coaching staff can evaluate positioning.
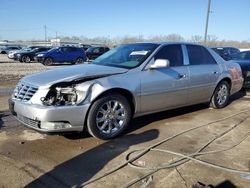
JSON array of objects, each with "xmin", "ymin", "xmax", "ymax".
[
  {"xmin": 92, "ymin": 88, "xmax": 136, "ymax": 114},
  {"xmin": 217, "ymin": 77, "xmax": 232, "ymax": 93},
  {"xmin": 210, "ymin": 77, "xmax": 232, "ymax": 103},
  {"xmin": 83, "ymin": 87, "xmax": 136, "ymax": 130}
]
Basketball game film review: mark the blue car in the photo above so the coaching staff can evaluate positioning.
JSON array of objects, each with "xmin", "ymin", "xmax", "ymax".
[{"xmin": 35, "ymin": 46, "xmax": 87, "ymax": 65}]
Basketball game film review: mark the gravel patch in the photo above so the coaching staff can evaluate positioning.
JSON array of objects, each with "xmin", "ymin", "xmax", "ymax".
[{"xmin": 0, "ymin": 63, "xmax": 48, "ymax": 81}]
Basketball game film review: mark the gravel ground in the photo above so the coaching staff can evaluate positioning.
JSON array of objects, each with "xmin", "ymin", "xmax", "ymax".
[
  {"xmin": 0, "ymin": 54, "xmax": 15, "ymax": 63},
  {"xmin": 0, "ymin": 63, "xmax": 48, "ymax": 79}
]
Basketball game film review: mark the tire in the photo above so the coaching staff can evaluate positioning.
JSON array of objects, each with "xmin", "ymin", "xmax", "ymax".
[
  {"xmin": 210, "ymin": 81, "xmax": 230, "ymax": 109},
  {"xmin": 44, "ymin": 57, "xmax": 53, "ymax": 66},
  {"xmin": 87, "ymin": 94, "xmax": 132, "ymax": 140},
  {"xmin": 21, "ymin": 55, "xmax": 31, "ymax": 63},
  {"xmin": 75, "ymin": 57, "xmax": 84, "ymax": 64}
]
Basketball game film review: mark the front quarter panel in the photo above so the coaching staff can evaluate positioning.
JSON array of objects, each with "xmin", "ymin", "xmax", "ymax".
[{"xmin": 77, "ymin": 71, "xmax": 141, "ymax": 114}]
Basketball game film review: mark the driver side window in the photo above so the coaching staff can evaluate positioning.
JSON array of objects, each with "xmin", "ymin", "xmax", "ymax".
[{"xmin": 154, "ymin": 45, "xmax": 183, "ymax": 67}]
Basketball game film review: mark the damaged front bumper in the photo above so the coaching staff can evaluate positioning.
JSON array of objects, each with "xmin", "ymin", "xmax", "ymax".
[{"xmin": 9, "ymin": 98, "xmax": 90, "ymax": 133}]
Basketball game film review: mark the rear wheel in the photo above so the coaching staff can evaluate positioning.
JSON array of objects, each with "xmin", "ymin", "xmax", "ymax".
[
  {"xmin": 87, "ymin": 94, "xmax": 132, "ymax": 140},
  {"xmin": 21, "ymin": 55, "xmax": 31, "ymax": 63},
  {"xmin": 75, "ymin": 57, "xmax": 84, "ymax": 64},
  {"xmin": 210, "ymin": 81, "xmax": 230, "ymax": 109},
  {"xmin": 44, "ymin": 57, "xmax": 53, "ymax": 66}
]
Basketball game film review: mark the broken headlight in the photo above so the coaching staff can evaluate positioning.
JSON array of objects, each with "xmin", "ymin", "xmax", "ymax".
[{"xmin": 41, "ymin": 86, "xmax": 86, "ymax": 106}]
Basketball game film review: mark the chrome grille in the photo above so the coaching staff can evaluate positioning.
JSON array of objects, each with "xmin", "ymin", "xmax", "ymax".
[
  {"xmin": 17, "ymin": 114, "xmax": 40, "ymax": 128},
  {"xmin": 13, "ymin": 83, "xmax": 38, "ymax": 102}
]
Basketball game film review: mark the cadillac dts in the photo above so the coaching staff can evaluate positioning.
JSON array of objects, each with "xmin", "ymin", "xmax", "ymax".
[{"xmin": 9, "ymin": 43, "xmax": 243, "ymax": 139}]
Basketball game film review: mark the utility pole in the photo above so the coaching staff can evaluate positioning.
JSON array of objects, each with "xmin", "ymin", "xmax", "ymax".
[
  {"xmin": 204, "ymin": 0, "xmax": 211, "ymax": 44},
  {"xmin": 44, "ymin": 25, "xmax": 47, "ymax": 42}
]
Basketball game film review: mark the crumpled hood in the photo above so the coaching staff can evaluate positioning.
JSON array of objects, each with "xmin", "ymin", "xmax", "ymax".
[{"xmin": 22, "ymin": 64, "xmax": 128, "ymax": 87}]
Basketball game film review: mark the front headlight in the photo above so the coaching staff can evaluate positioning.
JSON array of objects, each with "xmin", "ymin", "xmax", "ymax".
[
  {"xmin": 37, "ymin": 54, "xmax": 44, "ymax": 57},
  {"xmin": 41, "ymin": 86, "xmax": 87, "ymax": 106}
]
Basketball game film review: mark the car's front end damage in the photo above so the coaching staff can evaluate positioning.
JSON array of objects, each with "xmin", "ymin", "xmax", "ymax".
[{"xmin": 9, "ymin": 64, "xmax": 128, "ymax": 133}]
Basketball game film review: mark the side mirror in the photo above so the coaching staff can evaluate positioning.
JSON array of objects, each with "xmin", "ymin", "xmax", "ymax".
[{"xmin": 149, "ymin": 59, "xmax": 170, "ymax": 69}]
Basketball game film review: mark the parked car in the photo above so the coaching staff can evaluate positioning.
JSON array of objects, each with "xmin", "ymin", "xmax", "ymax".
[
  {"xmin": 230, "ymin": 51, "xmax": 250, "ymax": 88},
  {"xmin": 8, "ymin": 46, "xmax": 42, "ymax": 59},
  {"xmin": 9, "ymin": 42, "xmax": 243, "ymax": 140},
  {"xmin": 85, "ymin": 46, "xmax": 110, "ymax": 60},
  {"xmin": 81, "ymin": 44, "xmax": 92, "ymax": 51},
  {"xmin": 35, "ymin": 46, "xmax": 87, "ymax": 65},
  {"xmin": 0, "ymin": 46, "xmax": 21, "ymax": 54},
  {"xmin": 211, "ymin": 47, "xmax": 240, "ymax": 61},
  {"xmin": 14, "ymin": 47, "xmax": 51, "ymax": 63}
]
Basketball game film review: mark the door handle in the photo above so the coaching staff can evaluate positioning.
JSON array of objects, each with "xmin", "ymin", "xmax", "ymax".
[
  {"xmin": 178, "ymin": 74, "xmax": 187, "ymax": 79},
  {"xmin": 213, "ymin": 71, "xmax": 219, "ymax": 74}
]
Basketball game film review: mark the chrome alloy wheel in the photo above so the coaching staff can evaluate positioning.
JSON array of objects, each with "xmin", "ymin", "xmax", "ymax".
[
  {"xmin": 96, "ymin": 100, "xmax": 126, "ymax": 135},
  {"xmin": 216, "ymin": 84, "xmax": 228, "ymax": 106}
]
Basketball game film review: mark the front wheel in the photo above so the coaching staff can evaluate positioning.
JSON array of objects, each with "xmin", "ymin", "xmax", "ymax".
[
  {"xmin": 22, "ymin": 55, "xmax": 31, "ymax": 63},
  {"xmin": 44, "ymin": 57, "xmax": 53, "ymax": 66},
  {"xmin": 210, "ymin": 81, "xmax": 230, "ymax": 109},
  {"xmin": 87, "ymin": 94, "xmax": 132, "ymax": 140}
]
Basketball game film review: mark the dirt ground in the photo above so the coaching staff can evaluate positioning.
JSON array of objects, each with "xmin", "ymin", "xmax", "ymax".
[{"xmin": 0, "ymin": 60, "xmax": 250, "ymax": 188}]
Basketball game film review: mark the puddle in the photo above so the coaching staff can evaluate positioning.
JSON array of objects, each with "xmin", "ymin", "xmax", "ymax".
[{"xmin": 20, "ymin": 130, "xmax": 45, "ymax": 141}]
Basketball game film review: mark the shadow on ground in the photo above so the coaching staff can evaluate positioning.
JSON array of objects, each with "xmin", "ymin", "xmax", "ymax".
[
  {"xmin": 0, "ymin": 111, "xmax": 8, "ymax": 130},
  {"xmin": 193, "ymin": 180, "xmax": 237, "ymax": 188},
  {"xmin": 26, "ymin": 129, "xmax": 159, "ymax": 187}
]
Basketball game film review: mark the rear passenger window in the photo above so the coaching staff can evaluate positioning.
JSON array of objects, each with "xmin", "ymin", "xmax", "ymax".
[
  {"xmin": 155, "ymin": 45, "xmax": 183, "ymax": 67},
  {"xmin": 245, "ymin": 52, "xmax": 250, "ymax": 60},
  {"xmin": 187, "ymin": 45, "xmax": 217, "ymax": 65}
]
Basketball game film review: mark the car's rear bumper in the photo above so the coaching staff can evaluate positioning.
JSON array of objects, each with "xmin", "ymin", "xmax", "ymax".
[{"xmin": 9, "ymin": 98, "xmax": 90, "ymax": 133}]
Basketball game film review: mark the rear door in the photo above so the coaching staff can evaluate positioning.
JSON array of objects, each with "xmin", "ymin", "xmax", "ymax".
[
  {"xmin": 70, "ymin": 47, "xmax": 80, "ymax": 61},
  {"xmin": 61, "ymin": 47, "xmax": 72, "ymax": 62},
  {"xmin": 140, "ymin": 44, "xmax": 189, "ymax": 113},
  {"xmin": 185, "ymin": 45, "xmax": 220, "ymax": 104}
]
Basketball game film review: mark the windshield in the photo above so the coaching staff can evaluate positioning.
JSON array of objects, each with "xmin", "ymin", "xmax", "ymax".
[
  {"xmin": 92, "ymin": 43, "xmax": 159, "ymax": 69},
  {"xmin": 21, "ymin": 47, "xmax": 32, "ymax": 51},
  {"xmin": 47, "ymin": 47, "xmax": 59, "ymax": 52},
  {"xmin": 232, "ymin": 52, "xmax": 250, "ymax": 60},
  {"xmin": 86, "ymin": 47, "xmax": 97, "ymax": 53}
]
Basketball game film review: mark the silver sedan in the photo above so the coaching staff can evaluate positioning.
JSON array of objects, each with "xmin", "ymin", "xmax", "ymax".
[{"xmin": 9, "ymin": 42, "xmax": 243, "ymax": 139}]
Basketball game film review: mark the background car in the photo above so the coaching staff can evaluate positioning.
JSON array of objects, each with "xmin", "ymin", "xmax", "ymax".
[
  {"xmin": 7, "ymin": 46, "xmax": 42, "ymax": 59},
  {"xmin": 81, "ymin": 44, "xmax": 92, "ymax": 51},
  {"xmin": 35, "ymin": 46, "xmax": 87, "ymax": 65},
  {"xmin": 85, "ymin": 46, "xmax": 110, "ymax": 60},
  {"xmin": 14, "ymin": 47, "xmax": 51, "ymax": 63},
  {"xmin": 211, "ymin": 47, "xmax": 240, "ymax": 61},
  {"xmin": 0, "ymin": 46, "xmax": 21, "ymax": 54},
  {"xmin": 230, "ymin": 50, "xmax": 250, "ymax": 88}
]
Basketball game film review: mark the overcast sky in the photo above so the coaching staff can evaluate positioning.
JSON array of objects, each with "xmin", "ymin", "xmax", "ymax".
[{"xmin": 0, "ymin": 0, "xmax": 249, "ymax": 41}]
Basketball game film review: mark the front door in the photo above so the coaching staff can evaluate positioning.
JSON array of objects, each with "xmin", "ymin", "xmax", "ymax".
[{"xmin": 140, "ymin": 44, "xmax": 189, "ymax": 113}]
